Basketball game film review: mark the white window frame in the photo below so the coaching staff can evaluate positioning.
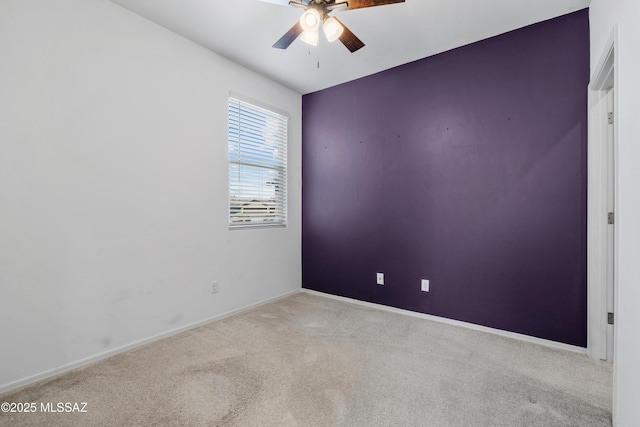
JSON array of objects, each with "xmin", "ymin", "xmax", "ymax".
[{"xmin": 227, "ymin": 93, "xmax": 288, "ymax": 229}]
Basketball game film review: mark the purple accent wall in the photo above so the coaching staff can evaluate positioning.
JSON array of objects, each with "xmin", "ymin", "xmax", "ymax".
[{"xmin": 302, "ymin": 10, "xmax": 590, "ymax": 346}]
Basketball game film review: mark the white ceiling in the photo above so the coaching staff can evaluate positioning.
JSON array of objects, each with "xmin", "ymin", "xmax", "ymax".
[{"xmin": 110, "ymin": 0, "xmax": 590, "ymax": 94}]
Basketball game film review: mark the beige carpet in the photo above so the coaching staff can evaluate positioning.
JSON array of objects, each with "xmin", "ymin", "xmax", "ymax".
[{"xmin": 0, "ymin": 292, "xmax": 612, "ymax": 426}]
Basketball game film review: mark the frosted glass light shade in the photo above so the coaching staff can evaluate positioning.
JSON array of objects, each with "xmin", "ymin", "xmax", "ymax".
[
  {"xmin": 300, "ymin": 9, "xmax": 321, "ymax": 32},
  {"xmin": 323, "ymin": 17, "xmax": 344, "ymax": 42},
  {"xmin": 301, "ymin": 30, "xmax": 319, "ymax": 46}
]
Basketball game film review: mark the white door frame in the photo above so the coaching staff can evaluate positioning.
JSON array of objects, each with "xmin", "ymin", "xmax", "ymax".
[{"xmin": 587, "ymin": 26, "xmax": 618, "ymax": 361}]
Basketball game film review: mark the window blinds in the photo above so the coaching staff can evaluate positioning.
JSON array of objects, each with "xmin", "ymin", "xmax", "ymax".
[{"xmin": 228, "ymin": 97, "xmax": 288, "ymax": 228}]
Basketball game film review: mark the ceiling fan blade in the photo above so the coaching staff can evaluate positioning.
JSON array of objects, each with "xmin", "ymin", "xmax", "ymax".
[
  {"xmin": 343, "ymin": 0, "xmax": 405, "ymax": 10},
  {"xmin": 334, "ymin": 18, "xmax": 364, "ymax": 53},
  {"xmin": 273, "ymin": 22, "xmax": 304, "ymax": 49}
]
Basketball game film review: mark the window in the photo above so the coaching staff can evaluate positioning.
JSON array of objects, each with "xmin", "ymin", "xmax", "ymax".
[{"xmin": 228, "ymin": 96, "xmax": 288, "ymax": 228}]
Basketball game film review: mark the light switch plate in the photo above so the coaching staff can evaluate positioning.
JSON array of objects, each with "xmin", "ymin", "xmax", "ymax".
[
  {"xmin": 421, "ymin": 279, "xmax": 429, "ymax": 292},
  {"xmin": 377, "ymin": 273, "xmax": 384, "ymax": 285}
]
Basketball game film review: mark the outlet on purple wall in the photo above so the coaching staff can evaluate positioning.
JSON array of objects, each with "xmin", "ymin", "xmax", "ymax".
[{"xmin": 302, "ymin": 10, "xmax": 590, "ymax": 347}]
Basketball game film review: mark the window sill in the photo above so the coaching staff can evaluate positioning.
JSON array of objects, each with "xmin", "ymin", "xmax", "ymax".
[{"xmin": 228, "ymin": 224, "xmax": 287, "ymax": 231}]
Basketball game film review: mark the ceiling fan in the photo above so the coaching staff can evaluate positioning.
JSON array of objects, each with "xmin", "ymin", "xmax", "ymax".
[{"xmin": 265, "ymin": 0, "xmax": 406, "ymax": 53}]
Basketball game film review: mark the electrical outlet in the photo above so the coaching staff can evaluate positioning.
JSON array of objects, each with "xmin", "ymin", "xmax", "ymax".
[
  {"xmin": 377, "ymin": 273, "xmax": 384, "ymax": 285},
  {"xmin": 211, "ymin": 281, "xmax": 219, "ymax": 294},
  {"xmin": 421, "ymin": 279, "xmax": 429, "ymax": 292}
]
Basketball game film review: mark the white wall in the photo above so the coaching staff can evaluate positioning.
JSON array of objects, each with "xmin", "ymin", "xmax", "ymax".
[
  {"xmin": 0, "ymin": 0, "xmax": 301, "ymax": 391},
  {"xmin": 589, "ymin": 1, "xmax": 640, "ymax": 425}
]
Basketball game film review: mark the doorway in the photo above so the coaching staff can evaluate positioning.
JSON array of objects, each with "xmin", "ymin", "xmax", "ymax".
[
  {"xmin": 587, "ymin": 28, "xmax": 617, "ymax": 363},
  {"xmin": 605, "ymin": 88, "xmax": 615, "ymax": 362},
  {"xmin": 587, "ymin": 28, "xmax": 618, "ymax": 362}
]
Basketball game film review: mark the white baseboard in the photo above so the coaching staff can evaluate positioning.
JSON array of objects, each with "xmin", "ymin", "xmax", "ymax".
[
  {"xmin": 301, "ymin": 289, "xmax": 587, "ymax": 355},
  {"xmin": 0, "ymin": 289, "xmax": 300, "ymax": 394}
]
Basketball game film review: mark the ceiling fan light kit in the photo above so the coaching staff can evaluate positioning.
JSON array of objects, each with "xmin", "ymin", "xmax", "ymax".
[
  {"xmin": 323, "ymin": 16, "xmax": 344, "ymax": 42},
  {"xmin": 270, "ymin": 0, "xmax": 405, "ymax": 53},
  {"xmin": 300, "ymin": 9, "xmax": 322, "ymax": 31},
  {"xmin": 301, "ymin": 29, "xmax": 320, "ymax": 46}
]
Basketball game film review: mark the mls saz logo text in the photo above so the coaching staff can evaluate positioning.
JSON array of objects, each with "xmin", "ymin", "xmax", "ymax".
[{"xmin": 41, "ymin": 402, "xmax": 88, "ymax": 413}]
